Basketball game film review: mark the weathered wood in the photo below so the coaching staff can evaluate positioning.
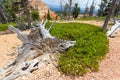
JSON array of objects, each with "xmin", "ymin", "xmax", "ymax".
[
  {"xmin": 8, "ymin": 25, "xmax": 28, "ymax": 42},
  {"xmin": 48, "ymin": 20, "xmax": 56, "ymax": 31},
  {"xmin": 102, "ymin": 0, "xmax": 117, "ymax": 32},
  {"xmin": 0, "ymin": 20, "xmax": 76, "ymax": 80},
  {"xmin": 0, "ymin": 3, "xmax": 8, "ymax": 23},
  {"xmin": 107, "ymin": 20, "xmax": 120, "ymax": 37},
  {"xmin": 39, "ymin": 20, "xmax": 54, "ymax": 39}
]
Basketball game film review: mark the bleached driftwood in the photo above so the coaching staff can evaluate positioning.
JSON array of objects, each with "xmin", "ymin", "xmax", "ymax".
[
  {"xmin": 0, "ymin": 20, "xmax": 76, "ymax": 80},
  {"xmin": 107, "ymin": 20, "xmax": 120, "ymax": 37}
]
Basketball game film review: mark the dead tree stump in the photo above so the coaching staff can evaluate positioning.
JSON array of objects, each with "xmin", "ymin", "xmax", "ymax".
[{"xmin": 0, "ymin": 20, "xmax": 76, "ymax": 80}]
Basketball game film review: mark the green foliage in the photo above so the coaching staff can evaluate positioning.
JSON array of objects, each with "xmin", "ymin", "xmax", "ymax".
[
  {"xmin": 31, "ymin": 10, "xmax": 40, "ymax": 21},
  {"xmin": 98, "ymin": 0, "xmax": 108, "ymax": 16},
  {"xmin": 0, "ymin": 23, "xmax": 16, "ymax": 31},
  {"xmin": 72, "ymin": 3, "xmax": 80, "ymax": 18},
  {"xmin": 62, "ymin": 3, "xmax": 69, "ymax": 19},
  {"xmin": 97, "ymin": 0, "xmax": 120, "ymax": 17},
  {"xmin": 47, "ymin": 10, "xmax": 51, "ymax": 20},
  {"xmin": 63, "ymin": 3, "xmax": 69, "ymax": 16},
  {"xmin": 46, "ymin": 23, "xmax": 109, "ymax": 76},
  {"xmin": 114, "ymin": 0, "xmax": 120, "ymax": 16},
  {"xmin": 102, "ymin": 1, "xmax": 112, "ymax": 16},
  {"xmin": 3, "ymin": 0, "xmax": 16, "ymax": 21}
]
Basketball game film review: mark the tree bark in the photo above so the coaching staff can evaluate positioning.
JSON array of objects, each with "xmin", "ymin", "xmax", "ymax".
[{"xmin": 102, "ymin": 0, "xmax": 117, "ymax": 32}]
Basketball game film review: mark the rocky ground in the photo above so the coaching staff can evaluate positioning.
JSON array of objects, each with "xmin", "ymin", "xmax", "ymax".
[{"xmin": 0, "ymin": 21, "xmax": 120, "ymax": 80}]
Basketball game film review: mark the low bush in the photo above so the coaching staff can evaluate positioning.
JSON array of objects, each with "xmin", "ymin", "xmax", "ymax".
[
  {"xmin": 46, "ymin": 22, "xmax": 109, "ymax": 76},
  {"xmin": 0, "ymin": 23, "xmax": 16, "ymax": 32},
  {"xmin": 31, "ymin": 10, "xmax": 40, "ymax": 21}
]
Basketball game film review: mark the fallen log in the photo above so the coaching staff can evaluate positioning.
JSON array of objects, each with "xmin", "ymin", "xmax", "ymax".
[
  {"xmin": 0, "ymin": 20, "xmax": 76, "ymax": 80},
  {"xmin": 107, "ymin": 20, "xmax": 120, "ymax": 37}
]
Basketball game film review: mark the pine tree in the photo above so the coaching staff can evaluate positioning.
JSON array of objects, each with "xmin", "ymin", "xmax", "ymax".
[
  {"xmin": 31, "ymin": 10, "xmax": 39, "ymax": 21},
  {"xmin": 84, "ymin": 0, "xmax": 89, "ymax": 17},
  {"xmin": 102, "ymin": 0, "xmax": 117, "ymax": 32},
  {"xmin": 98, "ymin": 0, "xmax": 108, "ymax": 16},
  {"xmin": 72, "ymin": 3, "xmax": 80, "ymax": 19},
  {"xmin": 47, "ymin": 10, "xmax": 51, "ymax": 20},
  {"xmin": 2, "ymin": 0, "xmax": 16, "ymax": 22},
  {"xmin": 102, "ymin": 0, "xmax": 112, "ymax": 16},
  {"xmin": 114, "ymin": 0, "xmax": 120, "ymax": 16},
  {"xmin": 88, "ymin": 0, "xmax": 95, "ymax": 16},
  {"xmin": 63, "ymin": 3, "xmax": 69, "ymax": 19}
]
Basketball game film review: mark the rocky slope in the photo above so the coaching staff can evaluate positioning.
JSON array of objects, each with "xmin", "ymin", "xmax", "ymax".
[{"xmin": 29, "ymin": 0, "xmax": 59, "ymax": 19}]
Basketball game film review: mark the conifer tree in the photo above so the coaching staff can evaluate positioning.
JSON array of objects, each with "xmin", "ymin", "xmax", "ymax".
[
  {"xmin": 72, "ymin": 3, "xmax": 80, "ymax": 18},
  {"xmin": 88, "ymin": 0, "xmax": 95, "ymax": 16},
  {"xmin": 47, "ymin": 10, "xmax": 51, "ymax": 20}
]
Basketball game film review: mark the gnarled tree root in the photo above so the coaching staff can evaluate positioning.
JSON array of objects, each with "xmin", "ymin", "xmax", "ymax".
[{"xmin": 0, "ymin": 20, "xmax": 76, "ymax": 80}]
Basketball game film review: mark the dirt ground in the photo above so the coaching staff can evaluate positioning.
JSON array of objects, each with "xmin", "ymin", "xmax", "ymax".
[{"xmin": 0, "ymin": 21, "xmax": 120, "ymax": 80}]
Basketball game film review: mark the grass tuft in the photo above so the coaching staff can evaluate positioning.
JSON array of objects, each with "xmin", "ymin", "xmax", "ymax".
[{"xmin": 0, "ymin": 23, "xmax": 16, "ymax": 32}]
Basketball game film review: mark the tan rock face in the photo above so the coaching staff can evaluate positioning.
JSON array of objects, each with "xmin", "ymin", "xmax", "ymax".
[{"xmin": 29, "ymin": 0, "xmax": 59, "ymax": 19}]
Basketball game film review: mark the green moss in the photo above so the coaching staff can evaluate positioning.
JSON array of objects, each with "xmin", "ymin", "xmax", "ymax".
[{"xmin": 46, "ymin": 22, "xmax": 109, "ymax": 76}]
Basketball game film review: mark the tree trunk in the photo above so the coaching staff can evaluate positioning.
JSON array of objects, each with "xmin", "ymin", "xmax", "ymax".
[
  {"xmin": 0, "ymin": 20, "xmax": 76, "ymax": 80},
  {"xmin": 102, "ymin": 0, "xmax": 117, "ymax": 32},
  {"xmin": 0, "ymin": 3, "xmax": 8, "ymax": 23}
]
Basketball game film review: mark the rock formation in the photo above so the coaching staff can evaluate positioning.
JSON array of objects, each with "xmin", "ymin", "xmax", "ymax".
[{"xmin": 29, "ymin": 0, "xmax": 58, "ymax": 19}]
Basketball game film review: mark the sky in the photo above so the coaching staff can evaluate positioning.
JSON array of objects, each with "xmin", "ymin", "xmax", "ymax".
[{"xmin": 41, "ymin": 0, "xmax": 102, "ymax": 9}]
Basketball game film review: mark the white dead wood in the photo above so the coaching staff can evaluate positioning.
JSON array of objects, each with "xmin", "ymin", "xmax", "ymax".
[
  {"xmin": 107, "ymin": 20, "xmax": 120, "ymax": 37},
  {"xmin": 48, "ymin": 20, "xmax": 57, "ymax": 31},
  {"xmin": 0, "ymin": 20, "xmax": 76, "ymax": 80},
  {"xmin": 8, "ymin": 25, "xmax": 28, "ymax": 42},
  {"xmin": 39, "ymin": 20, "xmax": 54, "ymax": 39}
]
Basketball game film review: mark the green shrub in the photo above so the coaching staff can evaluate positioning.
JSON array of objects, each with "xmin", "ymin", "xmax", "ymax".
[
  {"xmin": 31, "ymin": 10, "xmax": 40, "ymax": 21},
  {"xmin": 46, "ymin": 22, "xmax": 109, "ymax": 76},
  {"xmin": 47, "ymin": 10, "xmax": 52, "ymax": 20},
  {"xmin": 0, "ymin": 23, "xmax": 16, "ymax": 32}
]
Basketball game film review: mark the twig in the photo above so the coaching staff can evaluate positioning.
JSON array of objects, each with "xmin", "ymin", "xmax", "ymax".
[{"xmin": 48, "ymin": 20, "xmax": 57, "ymax": 31}]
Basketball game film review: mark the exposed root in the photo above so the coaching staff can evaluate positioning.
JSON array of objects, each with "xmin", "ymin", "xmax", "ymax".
[{"xmin": 0, "ymin": 20, "xmax": 76, "ymax": 80}]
